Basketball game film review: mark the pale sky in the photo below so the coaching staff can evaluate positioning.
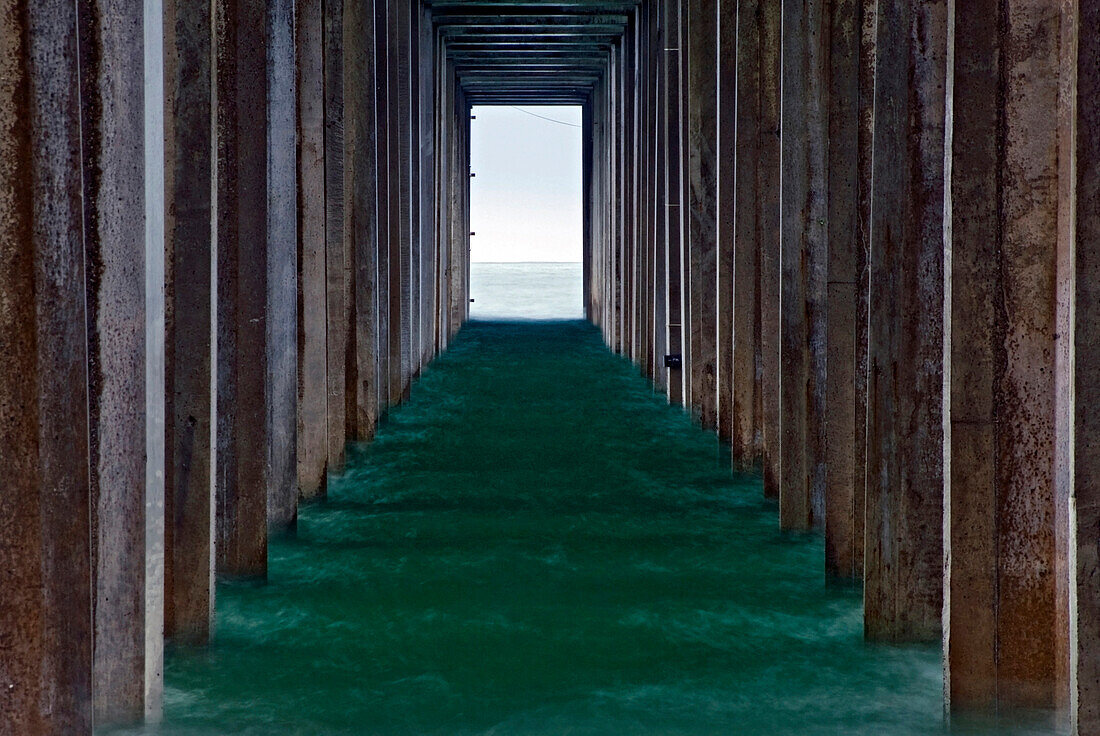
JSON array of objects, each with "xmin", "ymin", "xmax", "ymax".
[{"xmin": 469, "ymin": 105, "xmax": 583, "ymax": 263}]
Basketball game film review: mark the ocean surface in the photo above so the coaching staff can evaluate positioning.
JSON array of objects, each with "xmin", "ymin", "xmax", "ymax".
[
  {"xmin": 470, "ymin": 262, "xmax": 583, "ymax": 321},
  {"xmin": 112, "ymin": 314, "xmax": 1064, "ymax": 734}
]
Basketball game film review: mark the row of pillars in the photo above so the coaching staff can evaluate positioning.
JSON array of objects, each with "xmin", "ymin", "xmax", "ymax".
[
  {"xmin": 0, "ymin": 0, "xmax": 471, "ymax": 731},
  {"xmin": 584, "ymin": 0, "xmax": 1100, "ymax": 730}
]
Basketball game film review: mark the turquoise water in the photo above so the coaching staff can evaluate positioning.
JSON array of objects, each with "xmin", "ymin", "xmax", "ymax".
[{"xmin": 121, "ymin": 320, "xmax": 1063, "ymax": 735}]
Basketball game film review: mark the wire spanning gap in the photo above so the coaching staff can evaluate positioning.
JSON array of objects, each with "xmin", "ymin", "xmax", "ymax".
[{"xmin": 507, "ymin": 106, "xmax": 582, "ymax": 128}]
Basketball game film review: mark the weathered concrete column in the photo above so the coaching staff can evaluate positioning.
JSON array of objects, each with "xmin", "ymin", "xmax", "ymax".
[
  {"xmin": 864, "ymin": 0, "xmax": 948, "ymax": 642},
  {"xmin": 650, "ymin": 1, "xmax": 669, "ymax": 394},
  {"xmin": 374, "ymin": 0, "xmax": 392, "ymax": 409},
  {"xmin": 79, "ymin": 0, "xmax": 157, "ymax": 725},
  {"xmin": 397, "ymin": 0, "xmax": 414, "ymax": 395},
  {"xmin": 685, "ymin": 0, "xmax": 718, "ymax": 429},
  {"xmin": 418, "ymin": 5, "xmax": 437, "ymax": 368},
  {"xmin": 946, "ymin": 0, "xmax": 1070, "ymax": 710},
  {"xmin": 663, "ymin": 0, "xmax": 686, "ymax": 405},
  {"xmin": 164, "ymin": 0, "xmax": 216, "ymax": 644},
  {"xmin": 823, "ymin": 0, "xmax": 871, "ymax": 579},
  {"xmin": 325, "ymin": 0, "xmax": 349, "ymax": 467},
  {"xmin": 297, "ymin": 0, "xmax": 328, "ymax": 499},
  {"xmin": 407, "ymin": 1, "xmax": 422, "ymax": 382},
  {"xmin": 266, "ymin": 0, "xmax": 298, "ymax": 531},
  {"xmin": 1066, "ymin": 2, "xmax": 1100, "ymax": 732},
  {"xmin": 0, "ymin": 1, "xmax": 92, "ymax": 730},
  {"xmin": 716, "ymin": 0, "xmax": 740, "ymax": 449},
  {"xmin": 347, "ymin": 0, "xmax": 380, "ymax": 441},
  {"xmin": 142, "ymin": 0, "xmax": 167, "ymax": 718},
  {"xmin": 779, "ymin": 0, "xmax": 828, "ymax": 531},
  {"xmin": 215, "ymin": 0, "xmax": 270, "ymax": 577},
  {"xmin": 386, "ymin": 0, "xmax": 404, "ymax": 405},
  {"xmin": 757, "ymin": 0, "xmax": 782, "ymax": 498}
]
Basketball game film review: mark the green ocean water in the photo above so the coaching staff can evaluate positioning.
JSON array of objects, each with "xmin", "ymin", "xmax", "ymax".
[{"xmin": 121, "ymin": 320, "xmax": 1062, "ymax": 736}]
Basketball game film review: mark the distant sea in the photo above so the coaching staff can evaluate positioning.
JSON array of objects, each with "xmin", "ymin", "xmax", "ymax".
[{"xmin": 470, "ymin": 262, "xmax": 583, "ymax": 321}]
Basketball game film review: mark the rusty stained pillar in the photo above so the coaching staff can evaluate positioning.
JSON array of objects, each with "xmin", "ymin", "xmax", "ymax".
[
  {"xmin": 946, "ymin": 0, "xmax": 1073, "ymax": 711},
  {"xmin": 163, "ymin": 0, "xmax": 216, "ymax": 644},
  {"xmin": 297, "ymin": 0, "xmax": 328, "ymax": 499},
  {"xmin": 823, "ymin": 0, "xmax": 872, "ymax": 580},
  {"xmin": 1067, "ymin": 3, "xmax": 1100, "ymax": 730},
  {"xmin": 778, "ymin": 0, "xmax": 828, "ymax": 531},
  {"xmin": 347, "ymin": 0, "xmax": 381, "ymax": 442},
  {"xmin": 864, "ymin": 0, "xmax": 948, "ymax": 642},
  {"xmin": 0, "ymin": 0, "xmax": 92, "ymax": 730},
  {"xmin": 407, "ymin": 0, "xmax": 422, "ymax": 384},
  {"xmin": 79, "ymin": 0, "xmax": 160, "ymax": 725},
  {"xmin": 685, "ymin": 0, "xmax": 718, "ymax": 429}
]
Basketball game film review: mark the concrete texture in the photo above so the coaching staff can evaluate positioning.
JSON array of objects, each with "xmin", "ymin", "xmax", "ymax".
[
  {"xmin": 163, "ymin": 0, "xmax": 215, "ymax": 645},
  {"xmin": 864, "ymin": 0, "xmax": 948, "ymax": 643},
  {"xmin": 81, "ymin": 0, "xmax": 150, "ymax": 724},
  {"xmin": 216, "ymin": 0, "xmax": 271, "ymax": 578},
  {"xmin": 823, "ymin": 0, "xmax": 866, "ymax": 580},
  {"xmin": 297, "ymin": 0, "xmax": 329, "ymax": 500},
  {"xmin": 1070, "ymin": 1, "xmax": 1100, "ymax": 731},
  {"xmin": 0, "ymin": 2, "xmax": 93, "ymax": 731},
  {"xmin": 685, "ymin": 0, "xmax": 718, "ymax": 430},
  {"xmin": 757, "ymin": 0, "xmax": 782, "ymax": 500},
  {"xmin": 778, "ymin": 0, "xmax": 828, "ymax": 531},
  {"xmin": 946, "ymin": 0, "xmax": 1065, "ymax": 709}
]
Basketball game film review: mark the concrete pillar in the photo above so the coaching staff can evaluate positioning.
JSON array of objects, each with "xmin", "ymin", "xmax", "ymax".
[
  {"xmin": 419, "ymin": 5, "xmax": 436, "ymax": 368},
  {"xmin": 0, "ymin": 1, "xmax": 92, "ymax": 730},
  {"xmin": 374, "ymin": 0, "xmax": 392, "ymax": 409},
  {"xmin": 779, "ymin": 0, "xmax": 828, "ymax": 531},
  {"xmin": 823, "ymin": 0, "xmax": 870, "ymax": 579},
  {"xmin": 716, "ymin": 0, "xmax": 737, "ymax": 447},
  {"xmin": 397, "ymin": 0, "xmax": 413, "ymax": 395},
  {"xmin": 946, "ymin": 0, "xmax": 1070, "ymax": 710},
  {"xmin": 79, "ymin": 0, "xmax": 155, "ymax": 725},
  {"xmin": 864, "ymin": 0, "xmax": 948, "ymax": 642},
  {"xmin": 215, "ymin": 0, "xmax": 271, "ymax": 577},
  {"xmin": 407, "ymin": 1, "xmax": 422, "ymax": 382},
  {"xmin": 347, "ymin": 0, "xmax": 380, "ymax": 441},
  {"xmin": 164, "ymin": 0, "xmax": 216, "ymax": 644},
  {"xmin": 142, "ymin": 0, "xmax": 167, "ymax": 719},
  {"xmin": 757, "ymin": 0, "xmax": 782, "ymax": 499},
  {"xmin": 1064, "ymin": 2, "xmax": 1100, "ymax": 732},
  {"xmin": 651, "ymin": 9, "xmax": 668, "ymax": 396},
  {"xmin": 686, "ymin": 0, "xmax": 718, "ymax": 428},
  {"xmin": 386, "ymin": 0, "xmax": 404, "ymax": 405},
  {"xmin": 324, "ymin": 0, "xmax": 349, "ymax": 467},
  {"xmin": 663, "ymin": 0, "xmax": 686, "ymax": 405},
  {"xmin": 297, "ymin": 0, "xmax": 329, "ymax": 499}
]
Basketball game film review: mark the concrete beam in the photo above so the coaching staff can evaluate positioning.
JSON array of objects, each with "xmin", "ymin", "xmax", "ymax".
[
  {"xmin": 0, "ymin": 1, "xmax": 93, "ymax": 730},
  {"xmin": 864, "ymin": 0, "xmax": 948, "ymax": 642}
]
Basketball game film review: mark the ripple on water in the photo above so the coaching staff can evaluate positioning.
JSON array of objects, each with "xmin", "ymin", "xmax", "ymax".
[{"xmin": 108, "ymin": 322, "xmax": 1065, "ymax": 736}]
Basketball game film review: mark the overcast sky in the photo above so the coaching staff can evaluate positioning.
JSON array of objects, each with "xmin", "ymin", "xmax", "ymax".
[{"xmin": 469, "ymin": 105, "xmax": 583, "ymax": 263}]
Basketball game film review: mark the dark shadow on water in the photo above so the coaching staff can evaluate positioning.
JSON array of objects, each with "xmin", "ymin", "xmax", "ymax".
[{"xmin": 111, "ymin": 321, "xmax": 1064, "ymax": 735}]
